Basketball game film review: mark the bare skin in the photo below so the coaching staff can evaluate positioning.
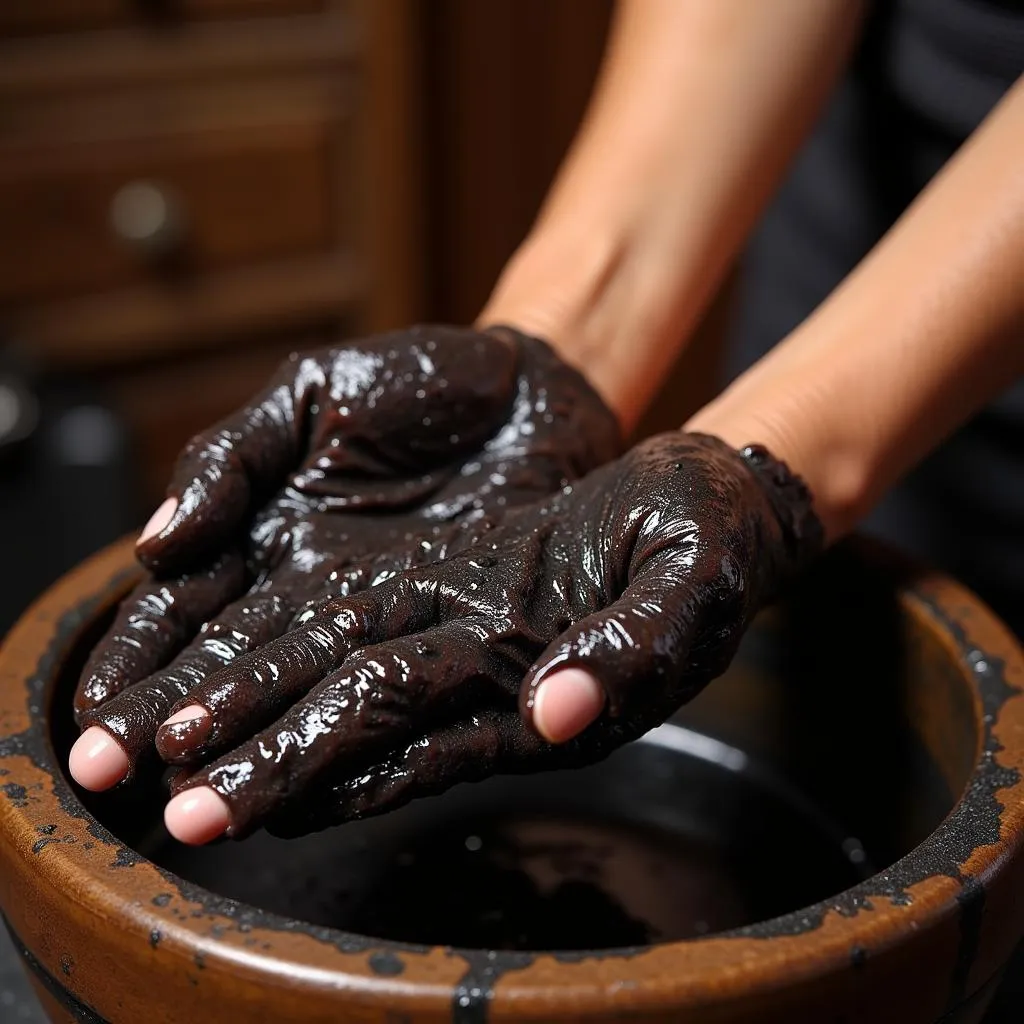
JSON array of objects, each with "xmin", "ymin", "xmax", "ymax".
[
  {"xmin": 482, "ymin": 12, "xmax": 1024, "ymax": 780},
  {"xmin": 479, "ymin": 0, "xmax": 869, "ymax": 429},
  {"xmin": 66, "ymin": 1, "xmax": 1024, "ymax": 844},
  {"xmin": 168, "ymin": 48, "xmax": 1024, "ymax": 843}
]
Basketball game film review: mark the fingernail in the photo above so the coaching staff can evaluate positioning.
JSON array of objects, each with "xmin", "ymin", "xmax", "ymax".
[
  {"xmin": 531, "ymin": 668, "xmax": 605, "ymax": 743},
  {"xmin": 163, "ymin": 705, "xmax": 208, "ymax": 727},
  {"xmin": 68, "ymin": 727, "xmax": 130, "ymax": 791},
  {"xmin": 155, "ymin": 705, "xmax": 211, "ymax": 762},
  {"xmin": 138, "ymin": 498, "xmax": 177, "ymax": 545},
  {"xmin": 164, "ymin": 787, "xmax": 231, "ymax": 845}
]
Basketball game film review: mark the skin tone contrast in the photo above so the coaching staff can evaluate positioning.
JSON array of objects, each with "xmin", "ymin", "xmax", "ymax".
[
  {"xmin": 68, "ymin": 0, "xmax": 1024, "ymax": 844},
  {"xmin": 163, "ymin": 434, "xmax": 820, "ymax": 841},
  {"xmin": 69, "ymin": 327, "xmax": 621, "ymax": 793}
]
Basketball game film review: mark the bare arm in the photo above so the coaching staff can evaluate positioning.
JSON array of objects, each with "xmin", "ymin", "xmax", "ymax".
[
  {"xmin": 528, "ymin": 75, "xmax": 1024, "ymax": 743},
  {"xmin": 480, "ymin": 0, "xmax": 867, "ymax": 430},
  {"xmin": 689, "ymin": 74, "xmax": 1024, "ymax": 541},
  {"xmin": 484, "ymin": 8, "xmax": 1024, "ymax": 741}
]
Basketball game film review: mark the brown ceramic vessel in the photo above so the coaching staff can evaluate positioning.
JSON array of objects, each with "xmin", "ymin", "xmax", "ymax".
[{"xmin": 1, "ymin": 537, "xmax": 1023, "ymax": 1023}]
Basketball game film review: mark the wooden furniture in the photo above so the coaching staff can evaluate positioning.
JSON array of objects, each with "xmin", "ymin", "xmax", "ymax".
[
  {"xmin": 0, "ymin": 0, "xmax": 423, "ymax": 503},
  {"xmin": 0, "ymin": 0, "xmax": 719, "ymax": 511}
]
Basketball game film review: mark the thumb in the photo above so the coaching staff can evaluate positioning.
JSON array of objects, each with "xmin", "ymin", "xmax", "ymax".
[
  {"xmin": 136, "ymin": 372, "xmax": 300, "ymax": 574},
  {"xmin": 520, "ymin": 580, "xmax": 706, "ymax": 744},
  {"xmin": 527, "ymin": 666, "xmax": 606, "ymax": 744}
]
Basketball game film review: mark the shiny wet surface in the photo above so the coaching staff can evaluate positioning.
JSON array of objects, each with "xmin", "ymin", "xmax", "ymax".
[
  {"xmin": 95, "ymin": 725, "xmax": 868, "ymax": 950},
  {"xmin": 56, "ymin": 560, "xmax": 957, "ymax": 952}
]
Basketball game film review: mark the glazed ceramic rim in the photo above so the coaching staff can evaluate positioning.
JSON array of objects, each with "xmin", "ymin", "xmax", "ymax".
[{"xmin": 1, "ymin": 537, "xmax": 1023, "ymax": 1021}]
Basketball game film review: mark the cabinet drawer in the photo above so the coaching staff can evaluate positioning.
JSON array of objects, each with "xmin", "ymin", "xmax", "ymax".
[
  {"xmin": 0, "ymin": 119, "xmax": 344, "ymax": 304},
  {"xmin": 0, "ymin": 1, "xmax": 327, "ymax": 38}
]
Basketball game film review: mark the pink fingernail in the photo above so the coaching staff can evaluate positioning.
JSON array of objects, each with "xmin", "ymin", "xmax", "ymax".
[
  {"xmin": 164, "ymin": 787, "xmax": 231, "ymax": 845},
  {"xmin": 162, "ymin": 705, "xmax": 208, "ymax": 728},
  {"xmin": 138, "ymin": 498, "xmax": 177, "ymax": 545},
  {"xmin": 68, "ymin": 727, "xmax": 130, "ymax": 791},
  {"xmin": 532, "ymin": 669, "xmax": 606, "ymax": 744},
  {"xmin": 155, "ymin": 705, "xmax": 211, "ymax": 761}
]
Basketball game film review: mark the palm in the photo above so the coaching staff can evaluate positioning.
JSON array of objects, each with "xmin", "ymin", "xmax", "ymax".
[
  {"xmin": 166, "ymin": 432, "xmax": 821, "ymax": 839},
  {"xmin": 73, "ymin": 325, "xmax": 619, "ymax": 772}
]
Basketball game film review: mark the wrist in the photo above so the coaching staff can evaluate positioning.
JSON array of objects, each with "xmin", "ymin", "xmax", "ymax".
[
  {"xmin": 686, "ymin": 365, "xmax": 874, "ymax": 545},
  {"xmin": 478, "ymin": 214, "xmax": 704, "ymax": 435},
  {"xmin": 477, "ymin": 226, "xmax": 626, "ymax": 387}
]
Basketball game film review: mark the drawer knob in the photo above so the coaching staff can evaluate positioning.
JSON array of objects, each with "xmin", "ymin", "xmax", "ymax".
[{"xmin": 109, "ymin": 181, "xmax": 185, "ymax": 257}]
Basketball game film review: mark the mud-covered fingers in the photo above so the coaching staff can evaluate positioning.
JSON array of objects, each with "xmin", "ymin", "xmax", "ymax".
[
  {"xmin": 71, "ymin": 594, "xmax": 291, "ymax": 790},
  {"xmin": 162, "ymin": 624, "xmax": 506, "ymax": 842},
  {"xmin": 164, "ymin": 658, "xmax": 652, "ymax": 844},
  {"xmin": 135, "ymin": 367, "xmax": 304, "ymax": 574},
  {"xmin": 273, "ymin": 687, "xmax": 675, "ymax": 839},
  {"xmin": 267, "ymin": 707, "xmax": 546, "ymax": 835},
  {"xmin": 520, "ymin": 572, "xmax": 710, "ymax": 743},
  {"xmin": 154, "ymin": 575, "xmax": 442, "ymax": 767},
  {"xmin": 69, "ymin": 593, "xmax": 296, "ymax": 791},
  {"xmin": 151, "ymin": 613, "xmax": 366, "ymax": 769},
  {"xmin": 135, "ymin": 329, "xmax": 519, "ymax": 574},
  {"xmin": 73, "ymin": 551, "xmax": 246, "ymax": 723}
]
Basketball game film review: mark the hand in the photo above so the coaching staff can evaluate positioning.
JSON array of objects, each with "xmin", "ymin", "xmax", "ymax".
[
  {"xmin": 68, "ymin": 325, "xmax": 620, "ymax": 790},
  {"xmin": 161, "ymin": 431, "xmax": 822, "ymax": 844}
]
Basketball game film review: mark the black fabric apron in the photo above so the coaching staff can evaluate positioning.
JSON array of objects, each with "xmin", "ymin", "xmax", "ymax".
[{"xmin": 726, "ymin": 0, "xmax": 1024, "ymax": 636}]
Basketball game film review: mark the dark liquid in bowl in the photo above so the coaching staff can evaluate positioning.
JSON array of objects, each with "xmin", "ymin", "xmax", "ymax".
[{"xmin": 105, "ymin": 726, "xmax": 870, "ymax": 951}]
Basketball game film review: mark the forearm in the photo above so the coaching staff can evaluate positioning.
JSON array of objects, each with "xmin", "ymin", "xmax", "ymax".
[
  {"xmin": 480, "ymin": 0, "xmax": 865, "ymax": 429},
  {"xmin": 689, "ymin": 76, "xmax": 1024, "ymax": 542}
]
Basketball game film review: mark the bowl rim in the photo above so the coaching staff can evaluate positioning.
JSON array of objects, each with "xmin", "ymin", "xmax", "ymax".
[{"xmin": 1, "ymin": 536, "xmax": 1023, "ymax": 1021}]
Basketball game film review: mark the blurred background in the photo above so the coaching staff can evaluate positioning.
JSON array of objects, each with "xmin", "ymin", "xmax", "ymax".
[{"xmin": 0, "ymin": 0, "xmax": 728, "ymax": 637}]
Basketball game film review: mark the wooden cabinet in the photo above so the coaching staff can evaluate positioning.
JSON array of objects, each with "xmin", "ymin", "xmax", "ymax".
[
  {"xmin": 0, "ymin": 1, "xmax": 328, "ymax": 39},
  {"xmin": 4, "ymin": 1, "xmax": 699, "ymax": 507},
  {"xmin": 0, "ymin": 118, "xmax": 341, "ymax": 303},
  {"xmin": 419, "ymin": 0, "xmax": 614, "ymax": 326},
  {"xmin": 0, "ymin": 0, "xmax": 422, "ymax": 504}
]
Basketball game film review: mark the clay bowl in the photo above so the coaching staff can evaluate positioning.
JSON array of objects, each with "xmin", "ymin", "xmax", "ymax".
[{"xmin": 1, "ymin": 537, "xmax": 1024, "ymax": 1024}]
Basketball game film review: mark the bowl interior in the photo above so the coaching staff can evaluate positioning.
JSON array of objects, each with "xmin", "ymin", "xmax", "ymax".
[{"xmin": 51, "ymin": 546, "xmax": 978, "ymax": 953}]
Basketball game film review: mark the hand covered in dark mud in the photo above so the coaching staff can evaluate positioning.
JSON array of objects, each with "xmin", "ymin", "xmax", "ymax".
[
  {"xmin": 160, "ymin": 432, "xmax": 822, "ymax": 844},
  {"xmin": 68, "ymin": 325, "xmax": 620, "ymax": 792}
]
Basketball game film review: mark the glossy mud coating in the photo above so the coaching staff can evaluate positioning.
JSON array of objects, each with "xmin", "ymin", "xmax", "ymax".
[
  {"xmin": 168, "ymin": 432, "xmax": 821, "ymax": 838},
  {"xmin": 58, "ymin": 550, "xmax": 958, "ymax": 956},
  {"xmin": 71, "ymin": 322, "xmax": 822, "ymax": 838},
  {"xmin": 169, "ymin": 434, "xmax": 823, "ymax": 839},
  {"xmin": 3, "ymin": 538, "xmax": 1024, "ymax": 1023},
  {"xmin": 74, "ymin": 325, "xmax": 622, "ymax": 770}
]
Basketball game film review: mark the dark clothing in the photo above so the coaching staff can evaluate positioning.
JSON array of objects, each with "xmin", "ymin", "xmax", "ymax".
[{"xmin": 728, "ymin": 0, "xmax": 1024, "ymax": 636}]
